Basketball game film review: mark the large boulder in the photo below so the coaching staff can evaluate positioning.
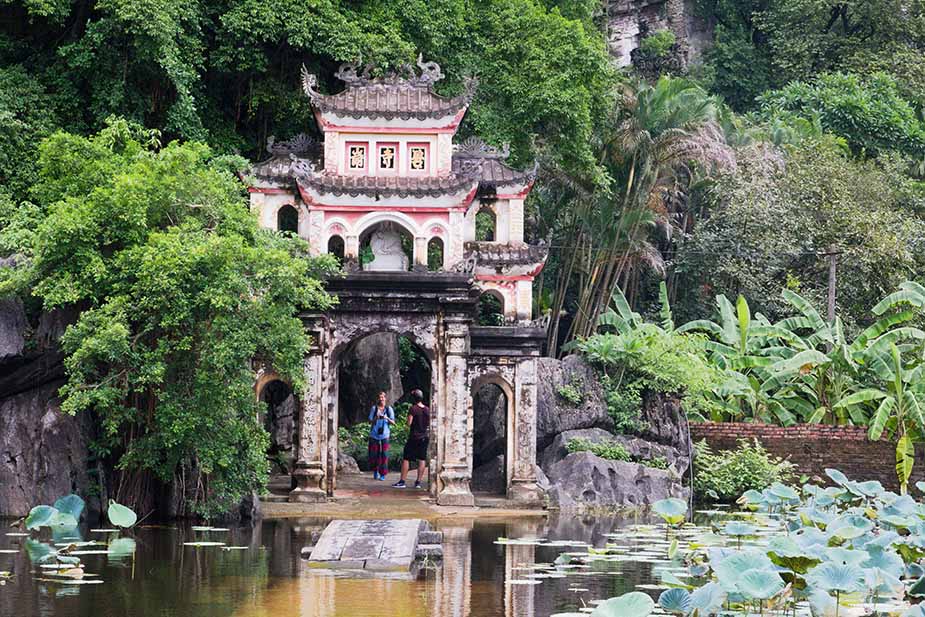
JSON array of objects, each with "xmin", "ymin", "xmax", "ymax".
[
  {"xmin": 545, "ymin": 452, "xmax": 689, "ymax": 511},
  {"xmin": 473, "ymin": 384, "xmax": 506, "ymax": 468},
  {"xmin": 540, "ymin": 428, "xmax": 690, "ymax": 478},
  {"xmin": 472, "ymin": 453, "xmax": 506, "ymax": 494},
  {"xmin": 0, "ymin": 296, "xmax": 26, "ymax": 363},
  {"xmin": 638, "ymin": 390, "xmax": 690, "ymax": 451},
  {"xmin": 337, "ymin": 451, "xmax": 360, "ymax": 474},
  {"xmin": 0, "ymin": 381, "xmax": 91, "ymax": 517},
  {"xmin": 337, "ymin": 332, "xmax": 404, "ymax": 426},
  {"xmin": 536, "ymin": 355, "xmax": 613, "ymax": 449}
]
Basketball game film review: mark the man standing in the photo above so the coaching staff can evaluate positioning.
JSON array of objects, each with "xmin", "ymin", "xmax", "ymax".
[{"xmin": 392, "ymin": 389, "xmax": 430, "ymax": 489}]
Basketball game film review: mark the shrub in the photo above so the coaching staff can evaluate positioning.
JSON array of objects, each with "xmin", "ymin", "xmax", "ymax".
[
  {"xmin": 566, "ymin": 437, "xmax": 669, "ymax": 470},
  {"xmin": 556, "ymin": 380, "xmax": 584, "ymax": 406},
  {"xmin": 338, "ymin": 402, "xmax": 411, "ymax": 470},
  {"xmin": 639, "ymin": 30, "xmax": 676, "ymax": 58},
  {"xmin": 693, "ymin": 439, "xmax": 795, "ymax": 502}
]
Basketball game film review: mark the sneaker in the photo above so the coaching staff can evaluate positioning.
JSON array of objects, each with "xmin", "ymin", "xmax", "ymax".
[
  {"xmin": 392, "ymin": 480, "xmax": 406, "ymax": 489},
  {"xmin": 373, "ymin": 473, "xmax": 381, "ymax": 481},
  {"xmin": 378, "ymin": 474, "xmax": 386, "ymax": 481},
  {"xmin": 413, "ymin": 481, "xmax": 422, "ymax": 489}
]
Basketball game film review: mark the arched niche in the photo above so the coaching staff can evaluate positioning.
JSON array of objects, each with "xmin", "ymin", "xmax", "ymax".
[
  {"xmin": 327, "ymin": 235, "xmax": 345, "ymax": 263},
  {"xmin": 427, "ymin": 236, "xmax": 444, "ymax": 271},
  {"xmin": 477, "ymin": 290, "xmax": 505, "ymax": 326},
  {"xmin": 475, "ymin": 206, "xmax": 497, "ymax": 242},
  {"xmin": 277, "ymin": 204, "xmax": 299, "ymax": 234},
  {"xmin": 358, "ymin": 221, "xmax": 414, "ymax": 271}
]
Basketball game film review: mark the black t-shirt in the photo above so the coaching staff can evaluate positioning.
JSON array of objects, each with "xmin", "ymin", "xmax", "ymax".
[{"xmin": 408, "ymin": 404, "xmax": 430, "ymax": 441}]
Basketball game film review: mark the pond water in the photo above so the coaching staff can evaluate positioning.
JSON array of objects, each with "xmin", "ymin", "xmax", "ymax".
[{"xmin": 0, "ymin": 513, "xmax": 673, "ymax": 617}]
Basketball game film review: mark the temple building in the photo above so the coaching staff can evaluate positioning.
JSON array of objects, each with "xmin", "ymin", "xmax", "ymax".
[{"xmin": 247, "ymin": 57, "xmax": 548, "ymax": 507}]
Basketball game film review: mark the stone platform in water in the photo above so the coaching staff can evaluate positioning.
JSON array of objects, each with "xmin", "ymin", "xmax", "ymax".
[{"xmin": 304, "ymin": 519, "xmax": 442, "ymax": 571}]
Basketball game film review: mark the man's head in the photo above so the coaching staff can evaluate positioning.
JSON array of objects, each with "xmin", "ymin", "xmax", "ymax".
[
  {"xmin": 411, "ymin": 389, "xmax": 424, "ymax": 404},
  {"xmin": 377, "ymin": 391, "xmax": 387, "ymax": 405}
]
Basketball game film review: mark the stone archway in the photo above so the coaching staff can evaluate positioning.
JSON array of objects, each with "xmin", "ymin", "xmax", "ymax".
[{"xmin": 275, "ymin": 272, "xmax": 544, "ymax": 508}]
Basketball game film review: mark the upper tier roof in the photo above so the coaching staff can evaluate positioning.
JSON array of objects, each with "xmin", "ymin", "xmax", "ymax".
[{"xmin": 301, "ymin": 56, "xmax": 476, "ymax": 121}]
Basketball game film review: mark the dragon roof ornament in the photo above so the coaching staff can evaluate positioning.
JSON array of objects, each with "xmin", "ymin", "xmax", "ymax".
[{"xmin": 454, "ymin": 137, "xmax": 511, "ymax": 160}]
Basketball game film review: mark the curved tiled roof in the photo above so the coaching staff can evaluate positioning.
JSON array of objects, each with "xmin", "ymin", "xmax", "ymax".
[
  {"xmin": 301, "ymin": 59, "xmax": 476, "ymax": 121},
  {"xmin": 453, "ymin": 137, "xmax": 537, "ymax": 188},
  {"xmin": 297, "ymin": 170, "xmax": 479, "ymax": 199}
]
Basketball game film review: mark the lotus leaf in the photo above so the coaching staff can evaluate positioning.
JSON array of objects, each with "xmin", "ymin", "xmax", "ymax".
[
  {"xmin": 854, "ymin": 480, "xmax": 884, "ymax": 497},
  {"xmin": 107, "ymin": 501, "xmax": 137, "ymax": 528},
  {"xmin": 657, "ymin": 588, "xmax": 691, "ymax": 614},
  {"xmin": 714, "ymin": 550, "xmax": 774, "ymax": 592},
  {"xmin": 737, "ymin": 568, "xmax": 785, "ymax": 600},
  {"xmin": 863, "ymin": 546, "xmax": 905, "ymax": 578},
  {"xmin": 826, "ymin": 468, "xmax": 851, "ymax": 487},
  {"xmin": 824, "ymin": 547, "xmax": 868, "ymax": 566},
  {"xmin": 589, "ymin": 591, "xmax": 655, "ymax": 617},
  {"xmin": 688, "ymin": 582, "xmax": 726, "ymax": 616},
  {"xmin": 25, "ymin": 505, "xmax": 58, "ymax": 530},
  {"xmin": 769, "ymin": 482, "xmax": 800, "ymax": 501},
  {"xmin": 108, "ymin": 537, "xmax": 137, "ymax": 559},
  {"xmin": 722, "ymin": 521, "xmax": 756, "ymax": 536},
  {"xmin": 652, "ymin": 498, "xmax": 687, "ymax": 525},
  {"xmin": 53, "ymin": 495, "xmax": 85, "ymax": 522},
  {"xmin": 908, "ymin": 574, "xmax": 925, "ymax": 598},
  {"xmin": 806, "ymin": 562, "xmax": 866, "ymax": 593}
]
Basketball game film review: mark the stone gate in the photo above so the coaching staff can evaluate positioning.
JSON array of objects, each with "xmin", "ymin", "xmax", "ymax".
[{"xmin": 248, "ymin": 58, "xmax": 548, "ymax": 507}]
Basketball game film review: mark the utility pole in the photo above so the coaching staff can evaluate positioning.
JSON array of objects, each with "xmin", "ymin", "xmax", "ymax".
[{"xmin": 820, "ymin": 244, "xmax": 841, "ymax": 324}]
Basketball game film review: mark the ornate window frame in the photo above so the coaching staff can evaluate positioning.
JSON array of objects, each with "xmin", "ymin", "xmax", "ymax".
[
  {"xmin": 407, "ymin": 142, "xmax": 430, "ymax": 175},
  {"xmin": 345, "ymin": 141, "xmax": 369, "ymax": 174},
  {"xmin": 376, "ymin": 141, "xmax": 399, "ymax": 175}
]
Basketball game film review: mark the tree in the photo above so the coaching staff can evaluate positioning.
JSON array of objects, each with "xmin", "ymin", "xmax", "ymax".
[{"xmin": 1, "ymin": 119, "xmax": 336, "ymax": 516}]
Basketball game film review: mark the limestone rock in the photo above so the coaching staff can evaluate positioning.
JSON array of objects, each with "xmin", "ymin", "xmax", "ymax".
[
  {"xmin": 0, "ymin": 296, "xmax": 26, "ymax": 362},
  {"xmin": 337, "ymin": 332, "xmax": 404, "ymax": 427},
  {"xmin": 0, "ymin": 381, "xmax": 90, "ymax": 517},
  {"xmin": 545, "ymin": 451, "xmax": 689, "ymax": 511},
  {"xmin": 337, "ymin": 451, "xmax": 360, "ymax": 474},
  {"xmin": 536, "ymin": 355, "xmax": 613, "ymax": 450},
  {"xmin": 473, "ymin": 383, "xmax": 506, "ymax": 467},
  {"xmin": 540, "ymin": 427, "xmax": 690, "ymax": 477},
  {"xmin": 471, "ymin": 453, "xmax": 506, "ymax": 494}
]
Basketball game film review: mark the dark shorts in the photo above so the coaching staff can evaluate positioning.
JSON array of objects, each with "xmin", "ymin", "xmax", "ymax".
[{"xmin": 402, "ymin": 437, "xmax": 429, "ymax": 462}]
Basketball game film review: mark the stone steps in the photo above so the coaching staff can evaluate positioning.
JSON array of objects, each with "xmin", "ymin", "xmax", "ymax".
[{"xmin": 302, "ymin": 519, "xmax": 442, "ymax": 571}]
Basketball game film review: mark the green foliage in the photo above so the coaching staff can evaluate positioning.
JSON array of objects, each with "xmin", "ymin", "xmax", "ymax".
[
  {"xmin": 638, "ymin": 30, "xmax": 676, "ymax": 59},
  {"xmin": 556, "ymin": 380, "xmax": 584, "ymax": 406},
  {"xmin": 566, "ymin": 437, "xmax": 670, "ymax": 470},
  {"xmin": 566, "ymin": 437, "xmax": 631, "ymax": 462},
  {"xmin": 338, "ymin": 403, "xmax": 411, "ymax": 470},
  {"xmin": 693, "ymin": 439, "xmax": 795, "ymax": 502},
  {"xmin": 1, "ymin": 120, "xmax": 336, "ymax": 517},
  {"xmin": 759, "ymin": 72, "xmax": 925, "ymax": 157}
]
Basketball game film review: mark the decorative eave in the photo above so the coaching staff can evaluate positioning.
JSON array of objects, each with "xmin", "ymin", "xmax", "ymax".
[
  {"xmin": 453, "ymin": 137, "xmax": 538, "ymax": 196},
  {"xmin": 464, "ymin": 241, "xmax": 549, "ymax": 267},
  {"xmin": 301, "ymin": 56, "xmax": 476, "ymax": 122},
  {"xmin": 295, "ymin": 168, "xmax": 480, "ymax": 200},
  {"xmin": 250, "ymin": 134, "xmax": 321, "ymax": 183}
]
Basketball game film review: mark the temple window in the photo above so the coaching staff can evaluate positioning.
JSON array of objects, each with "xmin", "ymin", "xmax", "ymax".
[
  {"xmin": 408, "ymin": 143, "xmax": 428, "ymax": 173},
  {"xmin": 277, "ymin": 205, "xmax": 299, "ymax": 235},
  {"xmin": 427, "ymin": 237, "xmax": 444, "ymax": 271},
  {"xmin": 475, "ymin": 206, "xmax": 496, "ymax": 242},
  {"xmin": 477, "ymin": 291, "xmax": 505, "ymax": 326},
  {"xmin": 346, "ymin": 142, "xmax": 367, "ymax": 172},
  {"xmin": 378, "ymin": 143, "xmax": 398, "ymax": 172},
  {"xmin": 327, "ymin": 235, "xmax": 345, "ymax": 264}
]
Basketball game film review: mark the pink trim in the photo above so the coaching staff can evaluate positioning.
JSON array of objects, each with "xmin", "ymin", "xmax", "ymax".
[
  {"xmin": 495, "ymin": 181, "xmax": 535, "ymax": 200},
  {"xmin": 308, "ymin": 204, "xmax": 467, "ymax": 213},
  {"xmin": 248, "ymin": 187, "xmax": 293, "ymax": 194},
  {"xmin": 475, "ymin": 263, "xmax": 546, "ymax": 282},
  {"xmin": 344, "ymin": 141, "xmax": 369, "ymax": 174},
  {"xmin": 407, "ymin": 142, "xmax": 430, "ymax": 175},
  {"xmin": 376, "ymin": 141, "xmax": 399, "ymax": 174},
  {"xmin": 317, "ymin": 108, "xmax": 467, "ymax": 133}
]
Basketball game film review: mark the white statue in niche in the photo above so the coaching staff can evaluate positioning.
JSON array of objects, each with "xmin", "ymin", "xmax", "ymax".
[{"xmin": 363, "ymin": 223, "xmax": 409, "ymax": 271}]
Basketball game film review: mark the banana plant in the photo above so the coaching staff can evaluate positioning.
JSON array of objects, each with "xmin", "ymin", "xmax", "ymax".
[{"xmin": 835, "ymin": 344, "xmax": 925, "ymax": 494}]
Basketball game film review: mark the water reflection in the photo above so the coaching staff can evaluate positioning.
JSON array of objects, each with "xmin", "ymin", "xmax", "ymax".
[{"xmin": 0, "ymin": 513, "xmax": 658, "ymax": 617}]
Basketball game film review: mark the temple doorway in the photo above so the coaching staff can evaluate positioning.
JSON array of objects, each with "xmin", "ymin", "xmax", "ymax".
[
  {"xmin": 258, "ymin": 379, "xmax": 298, "ymax": 475},
  {"xmin": 334, "ymin": 331, "xmax": 433, "ymax": 490},
  {"xmin": 358, "ymin": 222, "xmax": 414, "ymax": 271},
  {"xmin": 471, "ymin": 382, "xmax": 509, "ymax": 495}
]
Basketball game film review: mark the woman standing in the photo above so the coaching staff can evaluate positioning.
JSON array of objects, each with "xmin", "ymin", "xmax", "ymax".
[{"xmin": 368, "ymin": 391, "xmax": 395, "ymax": 481}]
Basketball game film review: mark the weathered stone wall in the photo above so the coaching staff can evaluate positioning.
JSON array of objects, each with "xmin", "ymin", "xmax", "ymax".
[
  {"xmin": 606, "ymin": 0, "xmax": 713, "ymax": 67},
  {"xmin": 690, "ymin": 422, "xmax": 925, "ymax": 492}
]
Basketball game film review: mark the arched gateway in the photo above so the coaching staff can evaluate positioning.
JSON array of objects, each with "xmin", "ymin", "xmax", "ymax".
[{"xmin": 247, "ymin": 58, "xmax": 548, "ymax": 506}]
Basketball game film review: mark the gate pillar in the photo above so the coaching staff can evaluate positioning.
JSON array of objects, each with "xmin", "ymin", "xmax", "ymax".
[
  {"xmin": 290, "ymin": 327, "xmax": 328, "ymax": 502},
  {"xmin": 437, "ymin": 318, "xmax": 475, "ymax": 506}
]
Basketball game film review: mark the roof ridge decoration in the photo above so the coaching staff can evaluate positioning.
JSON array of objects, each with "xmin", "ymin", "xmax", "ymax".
[
  {"xmin": 300, "ymin": 56, "xmax": 477, "ymax": 121},
  {"xmin": 266, "ymin": 133, "xmax": 321, "ymax": 158},
  {"xmin": 454, "ymin": 136, "xmax": 511, "ymax": 160}
]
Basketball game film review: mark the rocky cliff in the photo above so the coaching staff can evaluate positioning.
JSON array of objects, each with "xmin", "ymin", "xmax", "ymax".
[
  {"xmin": 0, "ymin": 298, "xmax": 93, "ymax": 518},
  {"xmin": 606, "ymin": 0, "xmax": 713, "ymax": 68}
]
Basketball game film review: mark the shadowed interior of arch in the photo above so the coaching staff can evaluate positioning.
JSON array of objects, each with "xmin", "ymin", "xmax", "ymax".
[
  {"xmin": 472, "ymin": 381, "xmax": 508, "ymax": 495},
  {"xmin": 477, "ymin": 290, "xmax": 505, "ymax": 325},
  {"xmin": 277, "ymin": 204, "xmax": 298, "ymax": 234},
  {"xmin": 258, "ymin": 379, "xmax": 298, "ymax": 477},
  {"xmin": 335, "ymin": 331, "xmax": 433, "ymax": 485}
]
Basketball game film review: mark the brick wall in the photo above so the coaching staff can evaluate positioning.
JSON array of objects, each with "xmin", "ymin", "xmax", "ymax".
[{"xmin": 689, "ymin": 422, "xmax": 924, "ymax": 492}]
